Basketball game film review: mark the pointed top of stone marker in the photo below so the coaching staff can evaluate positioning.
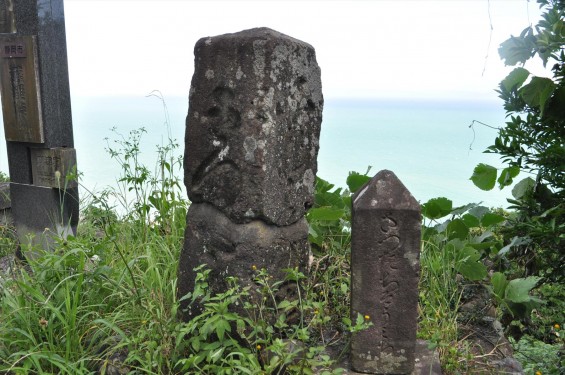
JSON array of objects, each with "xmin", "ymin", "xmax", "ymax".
[
  {"xmin": 197, "ymin": 27, "xmax": 314, "ymax": 49},
  {"xmin": 353, "ymin": 169, "xmax": 419, "ymax": 211}
]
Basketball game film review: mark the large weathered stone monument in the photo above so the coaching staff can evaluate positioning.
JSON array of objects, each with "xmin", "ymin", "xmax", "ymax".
[
  {"xmin": 178, "ymin": 27, "xmax": 323, "ymax": 318},
  {"xmin": 350, "ymin": 170, "xmax": 421, "ymax": 374},
  {"xmin": 0, "ymin": 0, "xmax": 78, "ymax": 249}
]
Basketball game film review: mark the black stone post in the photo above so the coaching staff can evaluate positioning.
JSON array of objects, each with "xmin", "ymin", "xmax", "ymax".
[
  {"xmin": 0, "ymin": 0, "xmax": 78, "ymax": 250},
  {"xmin": 350, "ymin": 170, "xmax": 421, "ymax": 374}
]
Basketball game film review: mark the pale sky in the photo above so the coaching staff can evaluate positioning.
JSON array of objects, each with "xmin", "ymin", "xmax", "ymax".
[{"xmin": 64, "ymin": 0, "xmax": 542, "ymax": 101}]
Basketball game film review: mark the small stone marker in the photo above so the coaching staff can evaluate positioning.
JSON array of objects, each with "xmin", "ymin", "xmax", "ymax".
[
  {"xmin": 350, "ymin": 170, "xmax": 421, "ymax": 374},
  {"xmin": 0, "ymin": 0, "xmax": 78, "ymax": 249},
  {"xmin": 178, "ymin": 27, "xmax": 323, "ymax": 318}
]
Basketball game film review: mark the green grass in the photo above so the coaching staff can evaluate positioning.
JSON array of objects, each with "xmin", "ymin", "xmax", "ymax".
[{"xmin": 0, "ymin": 127, "xmax": 562, "ymax": 374}]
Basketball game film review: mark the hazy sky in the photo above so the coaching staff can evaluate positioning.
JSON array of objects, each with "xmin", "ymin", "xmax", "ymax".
[{"xmin": 64, "ymin": 0, "xmax": 542, "ymax": 101}]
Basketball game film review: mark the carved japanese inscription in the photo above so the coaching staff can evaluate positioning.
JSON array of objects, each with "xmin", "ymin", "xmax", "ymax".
[
  {"xmin": 0, "ymin": 35, "xmax": 43, "ymax": 143},
  {"xmin": 30, "ymin": 148, "xmax": 77, "ymax": 188},
  {"xmin": 350, "ymin": 170, "xmax": 421, "ymax": 374}
]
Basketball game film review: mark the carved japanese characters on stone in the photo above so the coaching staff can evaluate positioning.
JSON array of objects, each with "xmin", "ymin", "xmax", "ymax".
[{"xmin": 350, "ymin": 170, "xmax": 421, "ymax": 374}]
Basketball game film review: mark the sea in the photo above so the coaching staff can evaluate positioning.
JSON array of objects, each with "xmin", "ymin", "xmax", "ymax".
[{"xmin": 0, "ymin": 96, "xmax": 516, "ymax": 210}]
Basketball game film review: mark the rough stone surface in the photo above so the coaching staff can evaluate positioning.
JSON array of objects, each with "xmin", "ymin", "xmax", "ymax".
[
  {"xmin": 330, "ymin": 340, "xmax": 442, "ymax": 375},
  {"xmin": 178, "ymin": 203, "xmax": 309, "ymax": 319},
  {"xmin": 184, "ymin": 27, "xmax": 323, "ymax": 226},
  {"xmin": 10, "ymin": 182, "xmax": 78, "ymax": 250},
  {"xmin": 6, "ymin": 143, "xmax": 33, "ymax": 184},
  {"xmin": 350, "ymin": 170, "xmax": 421, "ymax": 374},
  {"xmin": 0, "ymin": 182, "xmax": 10, "ymax": 210}
]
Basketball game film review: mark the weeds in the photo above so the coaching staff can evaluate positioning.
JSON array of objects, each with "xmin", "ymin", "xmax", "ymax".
[{"xmin": 0, "ymin": 121, "xmax": 561, "ymax": 373}]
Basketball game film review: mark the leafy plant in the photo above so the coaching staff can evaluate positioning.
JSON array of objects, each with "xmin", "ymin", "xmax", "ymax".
[
  {"xmin": 490, "ymin": 272, "xmax": 543, "ymax": 319},
  {"xmin": 471, "ymin": 0, "xmax": 564, "ymax": 282},
  {"xmin": 103, "ymin": 92, "xmax": 187, "ymax": 241},
  {"xmin": 418, "ymin": 195, "xmax": 553, "ymax": 372},
  {"xmin": 0, "ymin": 238, "xmax": 118, "ymax": 373},
  {"xmin": 510, "ymin": 334, "xmax": 564, "ymax": 375},
  {"xmin": 505, "ymin": 281, "xmax": 565, "ymax": 345},
  {"xmin": 174, "ymin": 265, "xmax": 354, "ymax": 374},
  {"xmin": 0, "ymin": 225, "xmax": 17, "ymax": 259}
]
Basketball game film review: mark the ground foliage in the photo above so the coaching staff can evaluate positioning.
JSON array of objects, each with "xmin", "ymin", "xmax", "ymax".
[
  {"xmin": 467, "ymin": 1, "xmax": 565, "ymax": 372},
  {"xmin": 0, "ymin": 25, "xmax": 564, "ymax": 370},
  {"xmin": 471, "ymin": 0, "xmax": 564, "ymax": 283},
  {"xmin": 0, "ymin": 124, "xmax": 366, "ymax": 374}
]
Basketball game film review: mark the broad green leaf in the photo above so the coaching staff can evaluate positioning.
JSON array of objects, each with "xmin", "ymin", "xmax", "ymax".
[
  {"xmin": 315, "ymin": 189, "xmax": 346, "ymax": 209},
  {"xmin": 481, "ymin": 213, "xmax": 506, "ymax": 227},
  {"xmin": 308, "ymin": 225, "xmax": 323, "ymax": 248},
  {"xmin": 505, "ymin": 276, "xmax": 541, "ymax": 303},
  {"xmin": 307, "ymin": 207, "xmax": 344, "ymax": 221},
  {"xmin": 546, "ymin": 85, "xmax": 565, "ymax": 119},
  {"xmin": 475, "ymin": 230, "xmax": 495, "ymax": 243},
  {"xmin": 421, "ymin": 197, "xmax": 453, "ymax": 220},
  {"xmin": 507, "ymin": 299, "xmax": 544, "ymax": 319},
  {"xmin": 451, "ymin": 202, "xmax": 479, "ymax": 216},
  {"xmin": 447, "ymin": 238, "xmax": 465, "ymax": 252},
  {"xmin": 461, "ymin": 264, "xmax": 487, "ymax": 283},
  {"xmin": 191, "ymin": 338, "xmax": 201, "ymax": 352},
  {"xmin": 277, "ymin": 300, "xmax": 292, "ymax": 309},
  {"xmin": 497, "ymin": 165, "xmax": 520, "ymax": 188},
  {"xmin": 501, "ymin": 67, "xmax": 530, "ymax": 91},
  {"xmin": 435, "ymin": 219, "xmax": 450, "ymax": 234},
  {"xmin": 470, "ymin": 164, "xmax": 497, "ymax": 191},
  {"xmin": 468, "ymin": 206, "xmax": 489, "ymax": 220},
  {"xmin": 342, "ymin": 196, "xmax": 352, "ymax": 209},
  {"xmin": 215, "ymin": 318, "xmax": 231, "ymax": 341},
  {"xmin": 498, "ymin": 236, "xmax": 531, "ymax": 257},
  {"xmin": 519, "ymin": 76, "xmax": 556, "ymax": 114},
  {"xmin": 347, "ymin": 172, "xmax": 371, "ymax": 193},
  {"xmin": 308, "ymin": 224, "xmax": 318, "ymax": 238},
  {"xmin": 446, "ymin": 219, "xmax": 469, "ymax": 240},
  {"xmin": 462, "ymin": 213, "xmax": 480, "ymax": 228},
  {"xmin": 315, "ymin": 177, "xmax": 335, "ymax": 193},
  {"xmin": 498, "ymin": 28, "xmax": 535, "ymax": 66},
  {"xmin": 202, "ymin": 340, "xmax": 221, "ymax": 351},
  {"xmin": 512, "ymin": 177, "xmax": 535, "ymax": 199},
  {"xmin": 491, "ymin": 272, "xmax": 508, "ymax": 301},
  {"xmin": 209, "ymin": 347, "xmax": 225, "ymax": 363},
  {"xmin": 455, "ymin": 246, "xmax": 487, "ymax": 281},
  {"xmin": 468, "ymin": 241, "xmax": 499, "ymax": 251},
  {"xmin": 422, "ymin": 226, "xmax": 438, "ymax": 240}
]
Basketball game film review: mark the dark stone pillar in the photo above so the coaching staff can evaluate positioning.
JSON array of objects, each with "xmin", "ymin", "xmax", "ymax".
[
  {"xmin": 350, "ymin": 170, "xmax": 421, "ymax": 374},
  {"xmin": 0, "ymin": 0, "xmax": 78, "ymax": 250},
  {"xmin": 178, "ymin": 27, "xmax": 323, "ymax": 319}
]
